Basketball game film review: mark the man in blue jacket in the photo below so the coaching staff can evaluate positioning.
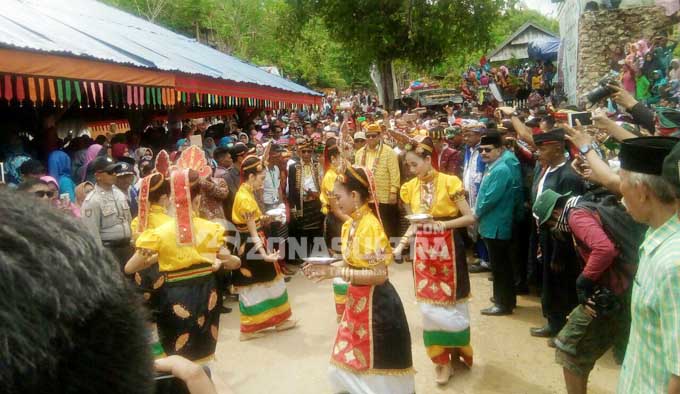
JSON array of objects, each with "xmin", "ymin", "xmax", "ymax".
[{"xmin": 475, "ymin": 131, "xmax": 520, "ymax": 315}]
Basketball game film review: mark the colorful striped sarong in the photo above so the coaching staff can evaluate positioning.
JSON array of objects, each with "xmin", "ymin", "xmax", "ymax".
[
  {"xmin": 420, "ymin": 301, "xmax": 473, "ymax": 366},
  {"xmin": 332, "ymin": 277, "xmax": 349, "ymax": 321},
  {"xmin": 239, "ymin": 276, "xmax": 292, "ymax": 333}
]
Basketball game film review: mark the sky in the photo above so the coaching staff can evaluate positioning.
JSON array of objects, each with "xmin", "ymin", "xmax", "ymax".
[{"xmin": 522, "ymin": 0, "xmax": 559, "ymax": 17}]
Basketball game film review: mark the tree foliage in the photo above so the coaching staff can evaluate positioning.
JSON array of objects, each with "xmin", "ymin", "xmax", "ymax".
[
  {"xmin": 103, "ymin": 0, "xmax": 558, "ymax": 93},
  {"xmin": 103, "ymin": 0, "xmax": 371, "ymax": 90},
  {"xmin": 291, "ymin": 0, "xmax": 509, "ymax": 69}
]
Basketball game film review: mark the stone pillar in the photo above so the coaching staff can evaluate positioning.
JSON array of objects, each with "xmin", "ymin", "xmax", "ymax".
[{"xmin": 576, "ymin": 6, "xmax": 673, "ymax": 106}]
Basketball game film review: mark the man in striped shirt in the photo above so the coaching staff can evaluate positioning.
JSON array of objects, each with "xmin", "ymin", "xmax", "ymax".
[{"xmin": 616, "ymin": 137, "xmax": 680, "ymax": 394}]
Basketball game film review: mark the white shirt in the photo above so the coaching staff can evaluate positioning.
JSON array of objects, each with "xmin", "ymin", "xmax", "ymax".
[
  {"xmin": 263, "ymin": 166, "xmax": 281, "ymax": 205},
  {"xmin": 536, "ymin": 161, "xmax": 567, "ymax": 198},
  {"xmin": 301, "ymin": 163, "xmax": 319, "ymax": 193}
]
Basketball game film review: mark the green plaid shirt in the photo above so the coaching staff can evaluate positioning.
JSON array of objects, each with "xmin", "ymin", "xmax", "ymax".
[{"xmin": 618, "ymin": 214, "xmax": 680, "ymax": 393}]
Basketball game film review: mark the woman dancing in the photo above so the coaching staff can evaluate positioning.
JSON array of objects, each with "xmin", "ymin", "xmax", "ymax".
[
  {"xmin": 303, "ymin": 165, "xmax": 415, "ymax": 394},
  {"xmin": 394, "ymin": 135, "xmax": 476, "ymax": 385},
  {"xmin": 126, "ymin": 169, "xmax": 240, "ymax": 362},
  {"xmin": 231, "ymin": 155, "xmax": 296, "ymax": 340}
]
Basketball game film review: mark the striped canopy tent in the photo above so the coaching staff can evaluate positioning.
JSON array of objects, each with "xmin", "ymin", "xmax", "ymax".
[{"xmin": 0, "ymin": 0, "xmax": 322, "ymax": 112}]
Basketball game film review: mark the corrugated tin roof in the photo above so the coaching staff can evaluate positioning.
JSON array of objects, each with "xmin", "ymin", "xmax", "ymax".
[
  {"xmin": 0, "ymin": 0, "xmax": 321, "ymax": 96},
  {"xmin": 487, "ymin": 22, "xmax": 558, "ymax": 61}
]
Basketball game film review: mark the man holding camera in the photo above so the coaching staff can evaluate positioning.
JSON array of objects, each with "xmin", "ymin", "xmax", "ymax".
[{"xmin": 533, "ymin": 188, "xmax": 643, "ymax": 394}]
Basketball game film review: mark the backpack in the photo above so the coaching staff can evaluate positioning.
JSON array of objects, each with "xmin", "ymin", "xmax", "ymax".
[{"xmin": 574, "ymin": 190, "xmax": 647, "ymax": 266}]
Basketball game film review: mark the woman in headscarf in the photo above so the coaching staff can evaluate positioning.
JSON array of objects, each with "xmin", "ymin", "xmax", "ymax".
[
  {"xmin": 238, "ymin": 132, "xmax": 249, "ymax": 145},
  {"xmin": 70, "ymin": 136, "xmax": 91, "ymax": 180},
  {"xmin": 203, "ymin": 137, "xmax": 217, "ymax": 161},
  {"xmin": 219, "ymin": 136, "xmax": 233, "ymax": 148},
  {"xmin": 669, "ymin": 59, "xmax": 680, "ymax": 81},
  {"xmin": 176, "ymin": 138, "xmax": 190, "ymax": 152},
  {"xmin": 302, "ymin": 165, "xmax": 415, "ymax": 394},
  {"xmin": 74, "ymin": 181, "xmax": 94, "ymax": 208},
  {"xmin": 48, "ymin": 150, "xmax": 76, "ymax": 202},
  {"xmin": 40, "ymin": 175, "xmax": 80, "ymax": 217},
  {"xmin": 79, "ymin": 144, "xmax": 103, "ymax": 183},
  {"xmin": 134, "ymin": 147, "xmax": 154, "ymax": 163},
  {"xmin": 622, "ymin": 42, "xmax": 640, "ymax": 95},
  {"xmin": 111, "ymin": 143, "xmax": 129, "ymax": 161}
]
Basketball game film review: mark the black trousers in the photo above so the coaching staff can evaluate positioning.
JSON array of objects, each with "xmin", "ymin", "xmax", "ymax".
[
  {"xmin": 512, "ymin": 217, "xmax": 531, "ymax": 290},
  {"xmin": 539, "ymin": 231, "xmax": 580, "ymax": 332},
  {"xmin": 103, "ymin": 239, "xmax": 134, "ymax": 273},
  {"xmin": 378, "ymin": 203, "xmax": 400, "ymax": 240},
  {"xmin": 484, "ymin": 238, "xmax": 516, "ymax": 310}
]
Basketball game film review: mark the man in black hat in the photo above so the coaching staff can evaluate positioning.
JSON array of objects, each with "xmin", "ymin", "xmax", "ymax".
[
  {"xmin": 530, "ymin": 128, "xmax": 587, "ymax": 342},
  {"xmin": 532, "ymin": 187, "xmax": 645, "ymax": 394},
  {"xmin": 617, "ymin": 137, "xmax": 680, "ymax": 393},
  {"xmin": 476, "ymin": 131, "xmax": 521, "ymax": 316},
  {"xmin": 288, "ymin": 138, "xmax": 323, "ymax": 259},
  {"xmin": 81, "ymin": 156, "xmax": 133, "ymax": 271}
]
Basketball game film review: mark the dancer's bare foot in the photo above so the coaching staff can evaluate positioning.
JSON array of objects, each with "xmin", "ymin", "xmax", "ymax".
[
  {"xmin": 275, "ymin": 319, "xmax": 298, "ymax": 332},
  {"xmin": 435, "ymin": 363, "xmax": 453, "ymax": 385}
]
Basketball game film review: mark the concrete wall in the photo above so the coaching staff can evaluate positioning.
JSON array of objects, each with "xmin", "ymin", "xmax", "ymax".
[
  {"xmin": 557, "ymin": 0, "xmax": 584, "ymax": 105},
  {"xmin": 576, "ymin": 5, "xmax": 673, "ymax": 106}
]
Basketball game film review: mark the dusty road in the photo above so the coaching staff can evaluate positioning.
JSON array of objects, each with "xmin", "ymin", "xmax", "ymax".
[{"xmin": 210, "ymin": 262, "xmax": 618, "ymax": 394}]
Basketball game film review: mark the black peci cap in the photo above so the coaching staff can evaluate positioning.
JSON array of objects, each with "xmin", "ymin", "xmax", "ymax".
[
  {"xmin": 620, "ymin": 136, "xmax": 679, "ymax": 175},
  {"xmin": 533, "ymin": 128, "xmax": 566, "ymax": 146},
  {"xmin": 480, "ymin": 131, "xmax": 502, "ymax": 147}
]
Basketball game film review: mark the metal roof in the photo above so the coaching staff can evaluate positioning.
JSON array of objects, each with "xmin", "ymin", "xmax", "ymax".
[
  {"xmin": 487, "ymin": 22, "xmax": 558, "ymax": 61},
  {"xmin": 0, "ymin": 0, "xmax": 321, "ymax": 96}
]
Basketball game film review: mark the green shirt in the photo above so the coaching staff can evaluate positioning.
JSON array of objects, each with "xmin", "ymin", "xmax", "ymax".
[{"xmin": 618, "ymin": 214, "xmax": 680, "ymax": 393}]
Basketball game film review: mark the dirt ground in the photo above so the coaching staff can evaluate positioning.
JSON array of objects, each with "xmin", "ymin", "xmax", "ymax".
[{"xmin": 210, "ymin": 262, "xmax": 619, "ymax": 394}]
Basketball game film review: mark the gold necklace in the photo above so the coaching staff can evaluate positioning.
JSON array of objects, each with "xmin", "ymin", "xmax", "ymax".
[{"xmin": 419, "ymin": 171, "xmax": 438, "ymax": 213}]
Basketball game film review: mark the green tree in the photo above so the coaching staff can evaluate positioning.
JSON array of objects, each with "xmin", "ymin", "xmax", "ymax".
[
  {"xmin": 289, "ymin": 0, "xmax": 509, "ymax": 108},
  {"xmin": 103, "ymin": 0, "xmax": 370, "ymax": 90}
]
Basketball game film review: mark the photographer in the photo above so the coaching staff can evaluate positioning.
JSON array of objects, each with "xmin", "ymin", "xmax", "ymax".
[{"xmin": 533, "ymin": 189, "xmax": 644, "ymax": 394}]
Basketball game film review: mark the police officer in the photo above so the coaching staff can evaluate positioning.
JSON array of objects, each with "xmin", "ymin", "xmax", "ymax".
[{"xmin": 81, "ymin": 156, "xmax": 133, "ymax": 271}]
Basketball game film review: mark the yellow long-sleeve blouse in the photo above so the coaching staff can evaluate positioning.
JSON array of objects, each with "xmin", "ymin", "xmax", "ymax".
[
  {"xmin": 341, "ymin": 204, "xmax": 393, "ymax": 269},
  {"xmin": 131, "ymin": 205, "xmax": 172, "ymax": 240},
  {"xmin": 400, "ymin": 171, "xmax": 465, "ymax": 218},
  {"xmin": 320, "ymin": 167, "xmax": 338, "ymax": 215},
  {"xmin": 232, "ymin": 183, "xmax": 262, "ymax": 227},
  {"xmin": 136, "ymin": 216, "xmax": 225, "ymax": 272}
]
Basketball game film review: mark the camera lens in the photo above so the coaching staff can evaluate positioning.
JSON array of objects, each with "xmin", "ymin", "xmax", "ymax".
[{"xmin": 586, "ymin": 86, "xmax": 613, "ymax": 104}]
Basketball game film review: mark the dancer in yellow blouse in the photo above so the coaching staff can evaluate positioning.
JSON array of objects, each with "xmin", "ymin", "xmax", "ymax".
[
  {"xmin": 232, "ymin": 155, "xmax": 296, "ymax": 340},
  {"xmin": 125, "ymin": 169, "xmax": 240, "ymax": 362},
  {"xmin": 395, "ymin": 135, "xmax": 476, "ymax": 385},
  {"xmin": 130, "ymin": 172, "xmax": 172, "ymax": 359},
  {"xmin": 320, "ymin": 139, "xmax": 352, "ymax": 321},
  {"xmin": 303, "ymin": 165, "xmax": 415, "ymax": 394}
]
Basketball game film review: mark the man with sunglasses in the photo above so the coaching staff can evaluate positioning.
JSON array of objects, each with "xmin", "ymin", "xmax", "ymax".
[
  {"xmin": 17, "ymin": 178, "xmax": 55, "ymax": 202},
  {"xmin": 529, "ymin": 128, "xmax": 587, "ymax": 343},
  {"xmin": 475, "ymin": 132, "xmax": 521, "ymax": 316},
  {"xmin": 288, "ymin": 138, "xmax": 323, "ymax": 259},
  {"xmin": 81, "ymin": 156, "xmax": 133, "ymax": 272}
]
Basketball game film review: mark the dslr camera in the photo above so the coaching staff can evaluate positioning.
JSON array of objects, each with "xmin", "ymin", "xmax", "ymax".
[{"xmin": 586, "ymin": 72, "xmax": 620, "ymax": 104}]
